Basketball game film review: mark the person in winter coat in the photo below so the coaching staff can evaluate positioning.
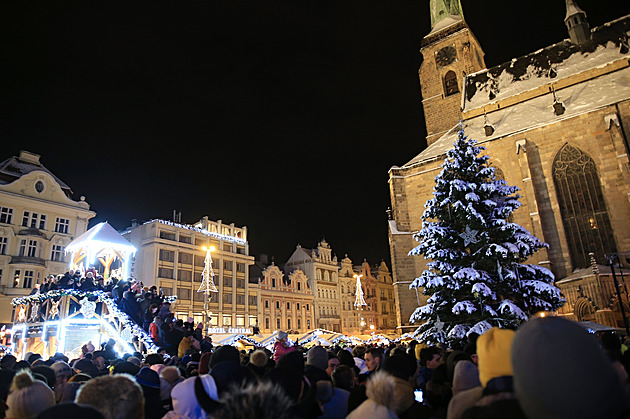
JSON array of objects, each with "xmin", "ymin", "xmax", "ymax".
[
  {"xmin": 272, "ymin": 331, "xmax": 296, "ymax": 363},
  {"xmin": 346, "ymin": 371, "xmax": 398, "ymax": 419}
]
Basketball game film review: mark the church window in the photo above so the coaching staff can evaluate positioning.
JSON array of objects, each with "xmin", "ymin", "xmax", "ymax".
[
  {"xmin": 553, "ymin": 144, "xmax": 617, "ymax": 269},
  {"xmin": 444, "ymin": 70, "xmax": 459, "ymax": 96}
]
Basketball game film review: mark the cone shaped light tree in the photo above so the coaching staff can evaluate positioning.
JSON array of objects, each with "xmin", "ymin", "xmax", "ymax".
[{"xmin": 409, "ymin": 126, "xmax": 564, "ymax": 346}]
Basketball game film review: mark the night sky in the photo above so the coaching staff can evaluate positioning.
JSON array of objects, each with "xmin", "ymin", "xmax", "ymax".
[{"xmin": 2, "ymin": 1, "xmax": 629, "ymax": 266}]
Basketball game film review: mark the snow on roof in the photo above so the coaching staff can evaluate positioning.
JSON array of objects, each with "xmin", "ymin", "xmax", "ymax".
[
  {"xmin": 463, "ymin": 16, "xmax": 630, "ymax": 113},
  {"xmin": 402, "ymin": 15, "xmax": 630, "ymax": 169},
  {"xmin": 66, "ymin": 222, "xmax": 137, "ymax": 254},
  {"xmin": 403, "ymin": 66, "xmax": 630, "ymax": 168}
]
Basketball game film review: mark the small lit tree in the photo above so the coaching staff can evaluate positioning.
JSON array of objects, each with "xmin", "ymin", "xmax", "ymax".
[{"xmin": 410, "ymin": 126, "xmax": 563, "ymax": 346}]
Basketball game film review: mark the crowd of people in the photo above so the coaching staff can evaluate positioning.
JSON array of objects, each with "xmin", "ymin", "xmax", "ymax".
[{"xmin": 0, "ymin": 315, "xmax": 627, "ymax": 418}]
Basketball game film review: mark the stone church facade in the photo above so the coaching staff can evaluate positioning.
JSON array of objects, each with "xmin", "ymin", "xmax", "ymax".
[{"xmin": 389, "ymin": 0, "xmax": 630, "ymax": 333}]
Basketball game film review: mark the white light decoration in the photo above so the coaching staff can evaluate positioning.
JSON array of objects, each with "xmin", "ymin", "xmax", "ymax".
[
  {"xmin": 354, "ymin": 275, "xmax": 367, "ymax": 308},
  {"xmin": 198, "ymin": 246, "xmax": 218, "ymax": 294},
  {"xmin": 149, "ymin": 219, "xmax": 247, "ymax": 245}
]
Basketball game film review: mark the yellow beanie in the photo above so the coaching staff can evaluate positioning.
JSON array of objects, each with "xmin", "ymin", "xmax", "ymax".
[{"xmin": 477, "ymin": 327, "xmax": 515, "ymax": 387}]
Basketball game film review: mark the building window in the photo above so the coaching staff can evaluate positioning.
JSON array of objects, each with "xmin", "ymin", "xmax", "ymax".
[
  {"xmin": 177, "ymin": 288, "xmax": 191, "ymax": 300},
  {"xmin": 307, "ymin": 319, "xmax": 311, "ymax": 328},
  {"xmin": 236, "ymin": 278, "xmax": 245, "ymax": 288},
  {"xmin": 19, "ymin": 239, "xmax": 38, "ymax": 257},
  {"xmin": 223, "ymin": 277, "xmax": 232, "ymax": 287},
  {"xmin": 286, "ymin": 302, "xmax": 291, "ymax": 310},
  {"xmin": 265, "ymin": 318, "xmax": 270, "ymax": 329},
  {"xmin": 236, "ymin": 316, "xmax": 245, "ymax": 326},
  {"xmin": 553, "ymin": 144, "xmax": 617, "ymax": 268},
  {"xmin": 158, "ymin": 249, "xmax": 175, "ymax": 262},
  {"xmin": 0, "ymin": 207, "xmax": 13, "ymax": 224},
  {"xmin": 178, "ymin": 252, "xmax": 193, "ymax": 264},
  {"xmin": 223, "ymin": 315, "xmax": 232, "ymax": 326},
  {"xmin": 272, "ymin": 278, "xmax": 276, "ymax": 288},
  {"xmin": 0, "ymin": 237, "xmax": 7, "ymax": 255},
  {"xmin": 236, "ymin": 263, "xmax": 245, "ymax": 273},
  {"xmin": 248, "ymin": 295, "xmax": 257, "ymax": 306},
  {"xmin": 223, "ymin": 261, "xmax": 233, "ymax": 271},
  {"xmin": 276, "ymin": 318, "xmax": 281, "ymax": 329},
  {"xmin": 178, "ymin": 270, "xmax": 192, "ymax": 281},
  {"xmin": 193, "ymin": 291, "xmax": 205, "ymax": 302},
  {"xmin": 306, "ymin": 304, "xmax": 310, "ymax": 311},
  {"xmin": 236, "ymin": 294, "xmax": 245, "ymax": 305},
  {"xmin": 265, "ymin": 300, "xmax": 269, "ymax": 309},
  {"xmin": 276, "ymin": 301, "xmax": 280, "ymax": 309},
  {"xmin": 54, "ymin": 218, "xmax": 70, "ymax": 234},
  {"xmin": 297, "ymin": 318, "xmax": 301, "ymax": 329},
  {"xmin": 179, "ymin": 235, "xmax": 192, "ymax": 244},
  {"xmin": 51, "ymin": 245, "xmax": 64, "ymax": 262},
  {"xmin": 223, "ymin": 293, "xmax": 232, "ymax": 304},
  {"xmin": 158, "ymin": 268, "xmax": 173, "ymax": 279},
  {"xmin": 444, "ymin": 70, "xmax": 459, "ymax": 96},
  {"xmin": 223, "ymin": 243, "xmax": 232, "ymax": 252},
  {"xmin": 194, "ymin": 255, "xmax": 205, "ymax": 267},
  {"xmin": 13, "ymin": 270, "xmax": 20, "ymax": 287},
  {"xmin": 287, "ymin": 318, "xmax": 292, "ymax": 330},
  {"xmin": 159, "ymin": 230, "xmax": 176, "ymax": 241},
  {"xmin": 297, "ymin": 303, "xmax": 300, "ymax": 311},
  {"xmin": 22, "ymin": 212, "xmax": 46, "ymax": 229},
  {"xmin": 23, "ymin": 270, "xmax": 34, "ymax": 288}
]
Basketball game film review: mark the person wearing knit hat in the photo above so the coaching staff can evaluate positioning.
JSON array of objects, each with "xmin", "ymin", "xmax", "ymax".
[
  {"xmin": 50, "ymin": 361, "xmax": 73, "ymax": 386},
  {"xmin": 511, "ymin": 316, "xmax": 630, "ymax": 419},
  {"xmin": 163, "ymin": 374, "xmax": 218, "ymax": 419},
  {"xmin": 6, "ymin": 370, "xmax": 55, "ymax": 419},
  {"xmin": 209, "ymin": 345, "xmax": 240, "ymax": 369},
  {"xmin": 446, "ymin": 327, "xmax": 523, "ymax": 419},
  {"xmin": 451, "ymin": 360, "xmax": 481, "ymax": 396},
  {"xmin": 246, "ymin": 349, "xmax": 268, "ymax": 378},
  {"xmin": 305, "ymin": 346, "xmax": 331, "ymax": 387},
  {"xmin": 273, "ymin": 331, "xmax": 296, "ymax": 363},
  {"xmin": 135, "ymin": 367, "xmax": 167, "ymax": 419}
]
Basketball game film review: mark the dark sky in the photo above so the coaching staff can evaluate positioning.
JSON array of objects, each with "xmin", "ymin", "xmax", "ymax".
[{"xmin": 1, "ymin": 1, "xmax": 628, "ymax": 265}]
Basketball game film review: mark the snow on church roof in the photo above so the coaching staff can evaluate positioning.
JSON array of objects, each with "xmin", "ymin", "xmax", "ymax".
[{"xmin": 401, "ymin": 15, "xmax": 630, "ymax": 169}]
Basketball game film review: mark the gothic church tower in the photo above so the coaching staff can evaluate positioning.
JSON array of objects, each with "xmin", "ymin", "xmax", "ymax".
[{"xmin": 419, "ymin": 0, "xmax": 486, "ymax": 146}]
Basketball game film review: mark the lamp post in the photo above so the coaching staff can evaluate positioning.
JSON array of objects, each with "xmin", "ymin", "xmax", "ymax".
[{"xmin": 200, "ymin": 246, "xmax": 217, "ymax": 335}]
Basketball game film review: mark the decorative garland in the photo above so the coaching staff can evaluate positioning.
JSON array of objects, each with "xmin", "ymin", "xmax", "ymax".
[{"xmin": 10, "ymin": 289, "xmax": 178, "ymax": 354}]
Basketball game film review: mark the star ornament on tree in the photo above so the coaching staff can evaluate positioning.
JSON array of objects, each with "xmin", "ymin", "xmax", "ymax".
[{"xmin": 460, "ymin": 225, "xmax": 479, "ymax": 247}]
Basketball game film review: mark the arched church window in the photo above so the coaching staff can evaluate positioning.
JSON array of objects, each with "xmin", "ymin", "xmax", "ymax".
[
  {"xmin": 444, "ymin": 70, "xmax": 459, "ymax": 96},
  {"xmin": 552, "ymin": 144, "xmax": 617, "ymax": 269}
]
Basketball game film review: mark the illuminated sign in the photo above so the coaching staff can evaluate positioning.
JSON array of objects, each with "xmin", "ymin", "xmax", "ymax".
[{"xmin": 208, "ymin": 327, "xmax": 252, "ymax": 334}]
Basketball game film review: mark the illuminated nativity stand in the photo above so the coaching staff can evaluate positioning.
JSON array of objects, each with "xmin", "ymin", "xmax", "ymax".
[
  {"xmin": 65, "ymin": 222, "xmax": 137, "ymax": 281},
  {"xmin": 354, "ymin": 274, "xmax": 367, "ymax": 333},
  {"xmin": 198, "ymin": 246, "xmax": 218, "ymax": 332}
]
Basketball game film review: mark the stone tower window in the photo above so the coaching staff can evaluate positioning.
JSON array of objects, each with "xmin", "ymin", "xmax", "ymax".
[
  {"xmin": 552, "ymin": 144, "xmax": 617, "ymax": 269},
  {"xmin": 444, "ymin": 70, "xmax": 459, "ymax": 96}
]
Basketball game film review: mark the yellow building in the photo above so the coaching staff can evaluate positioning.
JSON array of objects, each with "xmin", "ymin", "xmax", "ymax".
[
  {"xmin": 339, "ymin": 256, "xmax": 397, "ymax": 335},
  {"xmin": 122, "ymin": 217, "xmax": 257, "ymax": 331},
  {"xmin": 254, "ymin": 263, "xmax": 315, "ymax": 333},
  {"xmin": 0, "ymin": 151, "xmax": 95, "ymax": 324}
]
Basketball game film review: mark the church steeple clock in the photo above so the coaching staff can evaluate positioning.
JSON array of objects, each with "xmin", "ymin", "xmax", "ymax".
[{"xmin": 419, "ymin": 0, "xmax": 487, "ymax": 147}]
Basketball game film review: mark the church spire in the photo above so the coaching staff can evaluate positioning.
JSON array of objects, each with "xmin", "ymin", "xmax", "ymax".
[
  {"xmin": 565, "ymin": 0, "xmax": 590, "ymax": 44},
  {"xmin": 429, "ymin": 0, "xmax": 464, "ymax": 35}
]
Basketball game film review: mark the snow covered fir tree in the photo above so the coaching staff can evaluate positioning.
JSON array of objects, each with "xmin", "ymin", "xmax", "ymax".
[{"xmin": 409, "ymin": 126, "xmax": 564, "ymax": 346}]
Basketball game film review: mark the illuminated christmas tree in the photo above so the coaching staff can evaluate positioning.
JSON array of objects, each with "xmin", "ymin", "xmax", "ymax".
[
  {"xmin": 198, "ymin": 246, "xmax": 218, "ymax": 294},
  {"xmin": 354, "ymin": 274, "xmax": 367, "ymax": 308}
]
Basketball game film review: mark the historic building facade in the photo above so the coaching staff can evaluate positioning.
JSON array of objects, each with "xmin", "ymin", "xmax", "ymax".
[
  {"xmin": 255, "ymin": 263, "xmax": 315, "ymax": 334},
  {"xmin": 122, "ymin": 217, "xmax": 257, "ymax": 331},
  {"xmin": 285, "ymin": 240, "xmax": 342, "ymax": 332},
  {"xmin": 0, "ymin": 151, "xmax": 95, "ymax": 324},
  {"xmin": 388, "ymin": 1, "xmax": 630, "ymax": 332},
  {"xmin": 339, "ymin": 255, "xmax": 397, "ymax": 335}
]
